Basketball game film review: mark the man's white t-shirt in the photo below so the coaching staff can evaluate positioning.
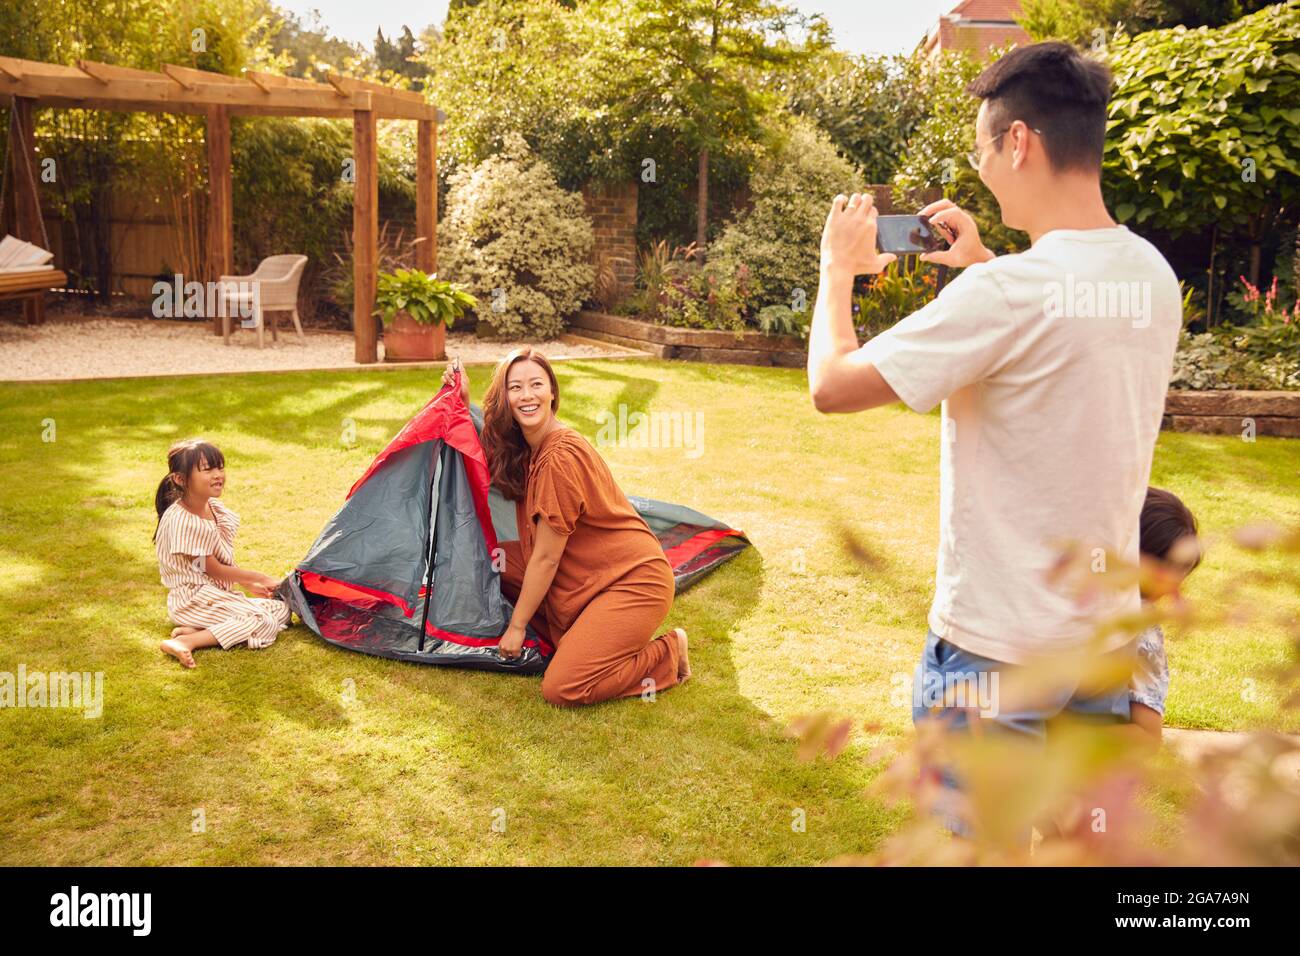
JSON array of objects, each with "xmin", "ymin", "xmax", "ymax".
[{"xmin": 859, "ymin": 226, "xmax": 1181, "ymax": 664}]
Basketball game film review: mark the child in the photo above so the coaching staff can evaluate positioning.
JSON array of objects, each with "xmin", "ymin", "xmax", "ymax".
[
  {"xmin": 1128, "ymin": 486, "xmax": 1202, "ymax": 742},
  {"xmin": 153, "ymin": 438, "xmax": 289, "ymax": 668}
]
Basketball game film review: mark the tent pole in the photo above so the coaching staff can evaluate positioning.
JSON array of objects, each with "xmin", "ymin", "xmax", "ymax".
[{"xmin": 415, "ymin": 445, "xmax": 440, "ymax": 652}]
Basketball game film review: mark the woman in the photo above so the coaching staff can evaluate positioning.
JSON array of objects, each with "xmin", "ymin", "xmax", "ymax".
[{"xmin": 442, "ymin": 349, "xmax": 689, "ymax": 706}]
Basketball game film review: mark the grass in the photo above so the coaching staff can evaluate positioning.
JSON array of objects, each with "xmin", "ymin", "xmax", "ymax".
[{"xmin": 0, "ymin": 358, "xmax": 1296, "ymax": 865}]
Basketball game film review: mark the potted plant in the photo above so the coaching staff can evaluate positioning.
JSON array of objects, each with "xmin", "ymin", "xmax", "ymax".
[{"xmin": 374, "ymin": 268, "xmax": 478, "ymax": 362}]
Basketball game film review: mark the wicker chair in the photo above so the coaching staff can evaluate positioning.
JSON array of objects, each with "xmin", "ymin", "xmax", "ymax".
[{"xmin": 219, "ymin": 255, "xmax": 308, "ymax": 347}]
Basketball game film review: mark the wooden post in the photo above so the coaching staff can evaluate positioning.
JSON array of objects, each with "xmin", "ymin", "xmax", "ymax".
[
  {"xmin": 352, "ymin": 108, "xmax": 379, "ymax": 364},
  {"xmin": 415, "ymin": 116, "xmax": 442, "ymax": 359},
  {"xmin": 416, "ymin": 118, "xmax": 437, "ymax": 275},
  {"xmin": 9, "ymin": 98, "xmax": 43, "ymax": 246},
  {"xmin": 9, "ymin": 98, "xmax": 46, "ymax": 324},
  {"xmin": 205, "ymin": 105, "xmax": 233, "ymax": 334}
]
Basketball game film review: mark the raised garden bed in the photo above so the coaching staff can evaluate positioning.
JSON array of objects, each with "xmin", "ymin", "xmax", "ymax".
[
  {"xmin": 572, "ymin": 310, "xmax": 806, "ymax": 367},
  {"xmin": 1163, "ymin": 390, "xmax": 1300, "ymax": 438}
]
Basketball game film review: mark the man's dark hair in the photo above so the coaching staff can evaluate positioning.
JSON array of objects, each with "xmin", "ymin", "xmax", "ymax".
[
  {"xmin": 966, "ymin": 41, "xmax": 1113, "ymax": 174},
  {"xmin": 1140, "ymin": 487, "xmax": 1201, "ymax": 573}
]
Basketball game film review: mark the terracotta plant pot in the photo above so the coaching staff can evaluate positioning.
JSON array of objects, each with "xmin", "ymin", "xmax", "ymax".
[{"xmin": 383, "ymin": 311, "xmax": 447, "ymax": 362}]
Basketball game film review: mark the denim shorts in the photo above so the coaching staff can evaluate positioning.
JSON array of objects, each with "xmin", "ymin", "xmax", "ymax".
[{"xmin": 911, "ymin": 629, "xmax": 1133, "ymax": 836}]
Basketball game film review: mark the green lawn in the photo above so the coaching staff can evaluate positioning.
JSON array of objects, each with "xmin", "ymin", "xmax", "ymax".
[{"xmin": 1, "ymin": 359, "xmax": 1296, "ymax": 865}]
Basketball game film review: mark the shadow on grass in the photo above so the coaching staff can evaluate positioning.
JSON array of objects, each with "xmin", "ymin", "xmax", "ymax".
[{"xmin": 0, "ymin": 367, "xmax": 901, "ymax": 864}]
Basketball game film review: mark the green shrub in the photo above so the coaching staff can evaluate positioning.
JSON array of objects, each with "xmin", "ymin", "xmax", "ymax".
[
  {"xmin": 373, "ymin": 269, "xmax": 477, "ymax": 327},
  {"xmin": 654, "ymin": 260, "xmax": 752, "ymax": 336},
  {"xmin": 853, "ymin": 258, "xmax": 940, "ymax": 339},
  {"xmin": 706, "ymin": 116, "xmax": 862, "ymax": 322},
  {"xmin": 1170, "ymin": 331, "xmax": 1300, "ymax": 390},
  {"xmin": 756, "ymin": 304, "xmax": 807, "ymax": 338},
  {"xmin": 437, "ymin": 135, "xmax": 595, "ymax": 338}
]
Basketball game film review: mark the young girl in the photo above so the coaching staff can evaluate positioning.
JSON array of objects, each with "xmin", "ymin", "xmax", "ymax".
[
  {"xmin": 153, "ymin": 438, "xmax": 289, "ymax": 668},
  {"xmin": 1128, "ymin": 486, "xmax": 1202, "ymax": 743}
]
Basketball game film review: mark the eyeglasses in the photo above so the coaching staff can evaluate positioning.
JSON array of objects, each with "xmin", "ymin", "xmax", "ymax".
[{"xmin": 967, "ymin": 125, "xmax": 1044, "ymax": 169}]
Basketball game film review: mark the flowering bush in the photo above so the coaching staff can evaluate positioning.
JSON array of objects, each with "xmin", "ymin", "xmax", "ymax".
[
  {"xmin": 852, "ymin": 258, "xmax": 939, "ymax": 340},
  {"xmin": 654, "ymin": 259, "xmax": 752, "ymax": 336},
  {"xmin": 1224, "ymin": 275, "xmax": 1300, "ymax": 361},
  {"xmin": 437, "ymin": 134, "xmax": 595, "ymax": 338}
]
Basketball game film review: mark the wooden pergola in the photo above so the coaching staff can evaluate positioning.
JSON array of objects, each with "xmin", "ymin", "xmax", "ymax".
[{"xmin": 0, "ymin": 55, "xmax": 440, "ymax": 363}]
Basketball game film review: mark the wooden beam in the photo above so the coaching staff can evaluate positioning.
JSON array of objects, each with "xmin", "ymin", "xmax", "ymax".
[
  {"xmin": 0, "ymin": 58, "xmax": 371, "ymax": 115},
  {"xmin": 0, "ymin": 55, "xmax": 435, "ymax": 120},
  {"xmin": 206, "ymin": 105, "xmax": 233, "ymax": 334},
  {"xmin": 352, "ymin": 108, "xmax": 379, "ymax": 364},
  {"xmin": 326, "ymin": 72, "xmax": 425, "ymax": 104}
]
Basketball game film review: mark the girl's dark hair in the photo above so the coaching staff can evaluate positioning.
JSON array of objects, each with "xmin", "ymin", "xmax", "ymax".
[
  {"xmin": 153, "ymin": 438, "xmax": 225, "ymax": 541},
  {"xmin": 481, "ymin": 348, "xmax": 560, "ymax": 501},
  {"xmin": 1140, "ymin": 486, "xmax": 1201, "ymax": 573}
]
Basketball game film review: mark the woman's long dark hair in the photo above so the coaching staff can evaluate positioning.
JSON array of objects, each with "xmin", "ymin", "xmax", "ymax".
[
  {"xmin": 153, "ymin": 438, "xmax": 225, "ymax": 541},
  {"xmin": 482, "ymin": 348, "xmax": 559, "ymax": 501}
]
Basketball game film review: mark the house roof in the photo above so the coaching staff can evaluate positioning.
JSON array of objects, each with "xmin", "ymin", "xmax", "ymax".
[
  {"xmin": 923, "ymin": 0, "xmax": 1028, "ymax": 57},
  {"xmin": 948, "ymin": 0, "xmax": 1024, "ymax": 21}
]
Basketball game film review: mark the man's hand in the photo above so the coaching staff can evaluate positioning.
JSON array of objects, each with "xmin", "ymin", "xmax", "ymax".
[
  {"xmin": 918, "ymin": 199, "xmax": 995, "ymax": 269},
  {"xmin": 497, "ymin": 623, "xmax": 527, "ymax": 660},
  {"xmin": 820, "ymin": 193, "xmax": 897, "ymax": 277}
]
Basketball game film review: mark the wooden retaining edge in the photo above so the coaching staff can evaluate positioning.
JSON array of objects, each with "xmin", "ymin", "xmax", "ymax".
[
  {"xmin": 573, "ymin": 310, "xmax": 807, "ymax": 368},
  {"xmin": 1163, "ymin": 390, "xmax": 1300, "ymax": 438}
]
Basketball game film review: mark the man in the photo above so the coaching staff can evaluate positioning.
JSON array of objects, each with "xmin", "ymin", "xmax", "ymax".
[{"xmin": 806, "ymin": 42, "xmax": 1182, "ymax": 832}]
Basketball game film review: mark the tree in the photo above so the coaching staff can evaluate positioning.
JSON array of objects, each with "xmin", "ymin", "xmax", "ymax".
[
  {"xmin": 775, "ymin": 51, "xmax": 930, "ymax": 184},
  {"xmin": 1017, "ymin": 0, "xmax": 1279, "ymax": 44},
  {"xmin": 595, "ymin": 0, "xmax": 822, "ymax": 258},
  {"xmin": 265, "ymin": 7, "xmax": 364, "ymax": 79},
  {"xmin": 420, "ymin": 0, "xmax": 600, "ymax": 185},
  {"xmin": 1102, "ymin": 3, "xmax": 1300, "ymax": 314}
]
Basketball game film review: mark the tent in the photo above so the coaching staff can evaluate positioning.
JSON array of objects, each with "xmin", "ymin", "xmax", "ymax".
[{"xmin": 278, "ymin": 371, "xmax": 749, "ymax": 674}]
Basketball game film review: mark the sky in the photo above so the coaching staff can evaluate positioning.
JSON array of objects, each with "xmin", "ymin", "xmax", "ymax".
[{"xmin": 278, "ymin": 1, "xmax": 961, "ymax": 57}]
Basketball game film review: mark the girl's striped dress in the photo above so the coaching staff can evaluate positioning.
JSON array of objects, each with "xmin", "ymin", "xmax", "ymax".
[{"xmin": 155, "ymin": 498, "xmax": 289, "ymax": 649}]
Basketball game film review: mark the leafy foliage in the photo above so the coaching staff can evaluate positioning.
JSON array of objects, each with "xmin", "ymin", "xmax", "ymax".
[
  {"xmin": 852, "ymin": 259, "xmax": 940, "ymax": 340},
  {"xmin": 438, "ymin": 135, "xmax": 595, "ymax": 338},
  {"xmin": 776, "ymin": 51, "xmax": 930, "ymax": 183},
  {"xmin": 1169, "ymin": 331, "xmax": 1300, "ymax": 390},
  {"xmin": 373, "ymin": 269, "xmax": 477, "ymax": 327},
  {"xmin": 1101, "ymin": 4, "xmax": 1300, "ymax": 238},
  {"xmin": 706, "ymin": 116, "xmax": 862, "ymax": 319}
]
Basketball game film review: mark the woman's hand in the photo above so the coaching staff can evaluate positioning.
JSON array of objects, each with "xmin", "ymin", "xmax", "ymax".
[
  {"xmin": 441, "ymin": 356, "xmax": 470, "ymax": 404},
  {"xmin": 497, "ymin": 623, "xmax": 527, "ymax": 660}
]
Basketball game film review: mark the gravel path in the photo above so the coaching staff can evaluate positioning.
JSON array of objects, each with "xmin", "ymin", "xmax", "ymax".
[{"xmin": 0, "ymin": 315, "xmax": 642, "ymax": 382}]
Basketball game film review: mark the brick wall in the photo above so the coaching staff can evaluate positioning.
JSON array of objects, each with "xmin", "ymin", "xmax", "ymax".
[{"xmin": 582, "ymin": 181, "xmax": 638, "ymax": 287}]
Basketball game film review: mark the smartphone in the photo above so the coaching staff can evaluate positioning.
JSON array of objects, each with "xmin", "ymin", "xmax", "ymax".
[{"xmin": 875, "ymin": 215, "xmax": 946, "ymax": 255}]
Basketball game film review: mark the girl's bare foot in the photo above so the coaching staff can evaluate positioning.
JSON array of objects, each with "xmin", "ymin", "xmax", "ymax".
[
  {"xmin": 672, "ymin": 628, "xmax": 690, "ymax": 684},
  {"xmin": 171, "ymin": 625, "xmax": 200, "ymax": 639},
  {"xmin": 160, "ymin": 638, "xmax": 197, "ymax": 669}
]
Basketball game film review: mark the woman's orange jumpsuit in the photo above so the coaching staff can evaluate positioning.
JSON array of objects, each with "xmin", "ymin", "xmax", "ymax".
[{"xmin": 497, "ymin": 427, "xmax": 682, "ymax": 706}]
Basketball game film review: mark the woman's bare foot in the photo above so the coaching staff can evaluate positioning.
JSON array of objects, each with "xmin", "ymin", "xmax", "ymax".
[
  {"xmin": 170, "ymin": 625, "xmax": 200, "ymax": 639},
  {"xmin": 160, "ymin": 638, "xmax": 197, "ymax": 669},
  {"xmin": 672, "ymin": 628, "xmax": 690, "ymax": 684}
]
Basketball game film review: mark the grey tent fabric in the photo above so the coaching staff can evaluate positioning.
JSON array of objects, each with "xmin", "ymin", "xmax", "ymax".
[{"xmin": 281, "ymin": 380, "xmax": 749, "ymax": 673}]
